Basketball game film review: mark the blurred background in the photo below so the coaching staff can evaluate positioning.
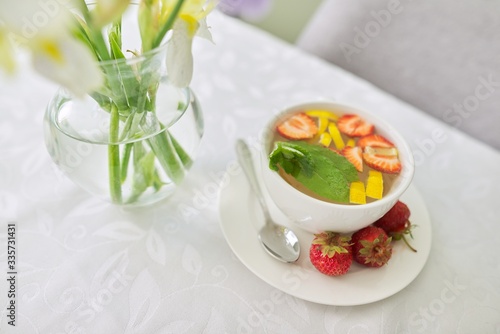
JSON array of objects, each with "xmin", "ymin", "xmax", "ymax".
[{"xmin": 218, "ymin": 0, "xmax": 323, "ymax": 43}]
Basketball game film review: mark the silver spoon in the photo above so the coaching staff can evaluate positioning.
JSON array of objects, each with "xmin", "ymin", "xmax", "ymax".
[{"xmin": 235, "ymin": 139, "xmax": 300, "ymax": 263}]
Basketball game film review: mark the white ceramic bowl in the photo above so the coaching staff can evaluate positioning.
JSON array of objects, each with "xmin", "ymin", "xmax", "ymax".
[{"xmin": 260, "ymin": 101, "xmax": 415, "ymax": 234}]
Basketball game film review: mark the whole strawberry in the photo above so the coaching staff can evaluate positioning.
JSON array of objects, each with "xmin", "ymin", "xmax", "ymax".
[
  {"xmin": 374, "ymin": 201, "xmax": 417, "ymax": 252},
  {"xmin": 351, "ymin": 226, "xmax": 392, "ymax": 268},
  {"xmin": 309, "ymin": 232, "xmax": 353, "ymax": 276}
]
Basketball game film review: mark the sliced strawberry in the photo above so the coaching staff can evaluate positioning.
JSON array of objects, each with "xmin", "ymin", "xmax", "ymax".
[
  {"xmin": 357, "ymin": 134, "xmax": 394, "ymax": 149},
  {"xmin": 363, "ymin": 147, "xmax": 402, "ymax": 174},
  {"xmin": 337, "ymin": 114, "xmax": 374, "ymax": 137},
  {"xmin": 369, "ymin": 147, "xmax": 398, "ymax": 156},
  {"xmin": 276, "ymin": 113, "xmax": 318, "ymax": 140},
  {"xmin": 341, "ymin": 146, "xmax": 363, "ymax": 172}
]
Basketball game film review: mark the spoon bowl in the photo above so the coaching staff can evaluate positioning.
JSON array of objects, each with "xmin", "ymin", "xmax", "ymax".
[
  {"xmin": 235, "ymin": 139, "xmax": 300, "ymax": 263},
  {"xmin": 258, "ymin": 224, "xmax": 300, "ymax": 263}
]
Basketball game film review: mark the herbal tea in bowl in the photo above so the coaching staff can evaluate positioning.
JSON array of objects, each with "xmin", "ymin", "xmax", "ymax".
[{"xmin": 260, "ymin": 101, "xmax": 415, "ymax": 234}]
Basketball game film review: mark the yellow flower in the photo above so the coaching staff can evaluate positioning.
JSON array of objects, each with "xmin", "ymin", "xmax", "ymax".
[{"xmin": 161, "ymin": 0, "xmax": 217, "ymax": 24}]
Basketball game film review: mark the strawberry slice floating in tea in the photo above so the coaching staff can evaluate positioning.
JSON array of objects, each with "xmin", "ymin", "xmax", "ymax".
[
  {"xmin": 276, "ymin": 113, "xmax": 318, "ymax": 140},
  {"xmin": 358, "ymin": 134, "xmax": 402, "ymax": 174},
  {"xmin": 337, "ymin": 114, "xmax": 375, "ymax": 137},
  {"xmin": 342, "ymin": 146, "xmax": 363, "ymax": 172},
  {"xmin": 357, "ymin": 134, "xmax": 395, "ymax": 149},
  {"xmin": 363, "ymin": 147, "xmax": 402, "ymax": 174}
]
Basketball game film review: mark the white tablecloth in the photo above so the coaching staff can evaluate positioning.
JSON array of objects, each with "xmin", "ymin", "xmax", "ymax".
[{"xmin": 1, "ymin": 12, "xmax": 500, "ymax": 334}]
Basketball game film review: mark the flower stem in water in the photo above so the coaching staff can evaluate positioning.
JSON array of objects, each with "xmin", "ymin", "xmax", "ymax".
[{"xmin": 108, "ymin": 104, "xmax": 122, "ymax": 203}]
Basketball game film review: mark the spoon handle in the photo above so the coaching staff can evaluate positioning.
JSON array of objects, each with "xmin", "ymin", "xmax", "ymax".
[{"xmin": 235, "ymin": 139, "xmax": 272, "ymax": 221}]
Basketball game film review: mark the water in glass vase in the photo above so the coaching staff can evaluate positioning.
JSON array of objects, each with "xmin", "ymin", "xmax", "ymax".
[{"xmin": 44, "ymin": 82, "xmax": 203, "ymax": 206}]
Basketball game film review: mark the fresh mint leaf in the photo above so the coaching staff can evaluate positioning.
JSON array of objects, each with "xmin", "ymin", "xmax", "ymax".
[
  {"xmin": 269, "ymin": 141, "xmax": 359, "ymax": 203},
  {"xmin": 269, "ymin": 141, "xmax": 314, "ymax": 177}
]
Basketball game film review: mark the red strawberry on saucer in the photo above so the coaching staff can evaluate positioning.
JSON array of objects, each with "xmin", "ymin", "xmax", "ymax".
[
  {"xmin": 309, "ymin": 232, "xmax": 353, "ymax": 276},
  {"xmin": 374, "ymin": 200, "xmax": 417, "ymax": 252},
  {"xmin": 351, "ymin": 226, "xmax": 392, "ymax": 268}
]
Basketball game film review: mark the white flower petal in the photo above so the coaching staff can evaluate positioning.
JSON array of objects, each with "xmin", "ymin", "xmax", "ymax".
[
  {"xmin": 195, "ymin": 17, "xmax": 213, "ymax": 42},
  {"xmin": 0, "ymin": 29, "xmax": 16, "ymax": 74},
  {"xmin": 0, "ymin": 0, "xmax": 72, "ymax": 39},
  {"xmin": 92, "ymin": 0, "xmax": 131, "ymax": 27},
  {"xmin": 161, "ymin": 0, "xmax": 216, "ymax": 21},
  {"xmin": 166, "ymin": 20, "xmax": 194, "ymax": 88},
  {"xmin": 31, "ymin": 35, "xmax": 103, "ymax": 97},
  {"xmin": 182, "ymin": 0, "xmax": 216, "ymax": 17}
]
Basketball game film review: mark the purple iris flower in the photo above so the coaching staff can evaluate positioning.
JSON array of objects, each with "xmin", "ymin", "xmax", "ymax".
[{"xmin": 218, "ymin": 0, "xmax": 273, "ymax": 20}]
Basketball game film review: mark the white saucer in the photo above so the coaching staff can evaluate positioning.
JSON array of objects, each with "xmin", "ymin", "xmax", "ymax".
[{"xmin": 217, "ymin": 164, "xmax": 432, "ymax": 306}]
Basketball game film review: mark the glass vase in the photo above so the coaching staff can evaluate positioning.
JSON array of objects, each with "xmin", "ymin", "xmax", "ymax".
[{"xmin": 43, "ymin": 44, "xmax": 203, "ymax": 206}]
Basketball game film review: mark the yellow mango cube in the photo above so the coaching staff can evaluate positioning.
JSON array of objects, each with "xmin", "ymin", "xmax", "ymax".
[
  {"xmin": 346, "ymin": 138, "xmax": 356, "ymax": 147},
  {"xmin": 312, "ymin": 117, "xmax": 329, "ymax": 141},
  {"xmin": 318, "ymin": 132, "xmax": 332, "ymax": 147},
  {"xmin": 328, "ymin": 123, "xmax": 345, "ymax": 150},
  {"xmin": 317, "ymin": 117, "xmax": 329, "ymax": 134},
  {"xmin": 366, "ymin": 170, "xmax": 384, "ymax": 199},
  {"xmin": 305, "ymin": 110, "xmax": 339, "ymax": 121},
  {"xmin": 350, "ymin": 181, "xmax": 366, "ymax": 204}
]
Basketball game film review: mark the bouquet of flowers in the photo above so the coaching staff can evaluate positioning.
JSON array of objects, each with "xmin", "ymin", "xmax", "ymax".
[{"xmin": 0, "ymin": 0, "xmax": 217, "ymax": 205}]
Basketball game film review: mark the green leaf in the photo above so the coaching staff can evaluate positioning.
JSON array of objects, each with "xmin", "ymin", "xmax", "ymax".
[
  {"xmin": 147, "ymin": 131, "xmax": 185, "ymax": 184},
  {"xmin": 152, "ymin": 0, "xmax": 187, "ymax": 49},
  {"xmin": 138, "ymin": 1, "xmax": 156, "ymax": 52},
  {"xmin": 170, "ymin": 133, "xmax": 193, "ymax": 167},
  {"xmin": 108, "ymin": 19, "xmax": 122, "ymax": 54},
  {"xmin": 128, "ymin": 151, "xmax": 156, "ymax": 203},
  {"xmin": 109, "ymin": 32, "xmax": 125, "ymax": 60},
  {"xmin": 269, "ymin": 141, "xmax": 359, "ymax": 203},
  {"xmin": 119, "ymin": 112, "xmax": 147, "ymax": 142},
  {"xmin": 137, "ymin": 151, "xmax": 156, "ymax": 186},
  {"xmin": 269, "ymin": 141, "xmax": 313, "ymax": 177}
]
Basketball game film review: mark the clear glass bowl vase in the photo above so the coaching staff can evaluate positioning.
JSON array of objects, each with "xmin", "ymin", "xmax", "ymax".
[{"xmin": 43, "ymin": 44, "xmax": 203, "ymax": 206}]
